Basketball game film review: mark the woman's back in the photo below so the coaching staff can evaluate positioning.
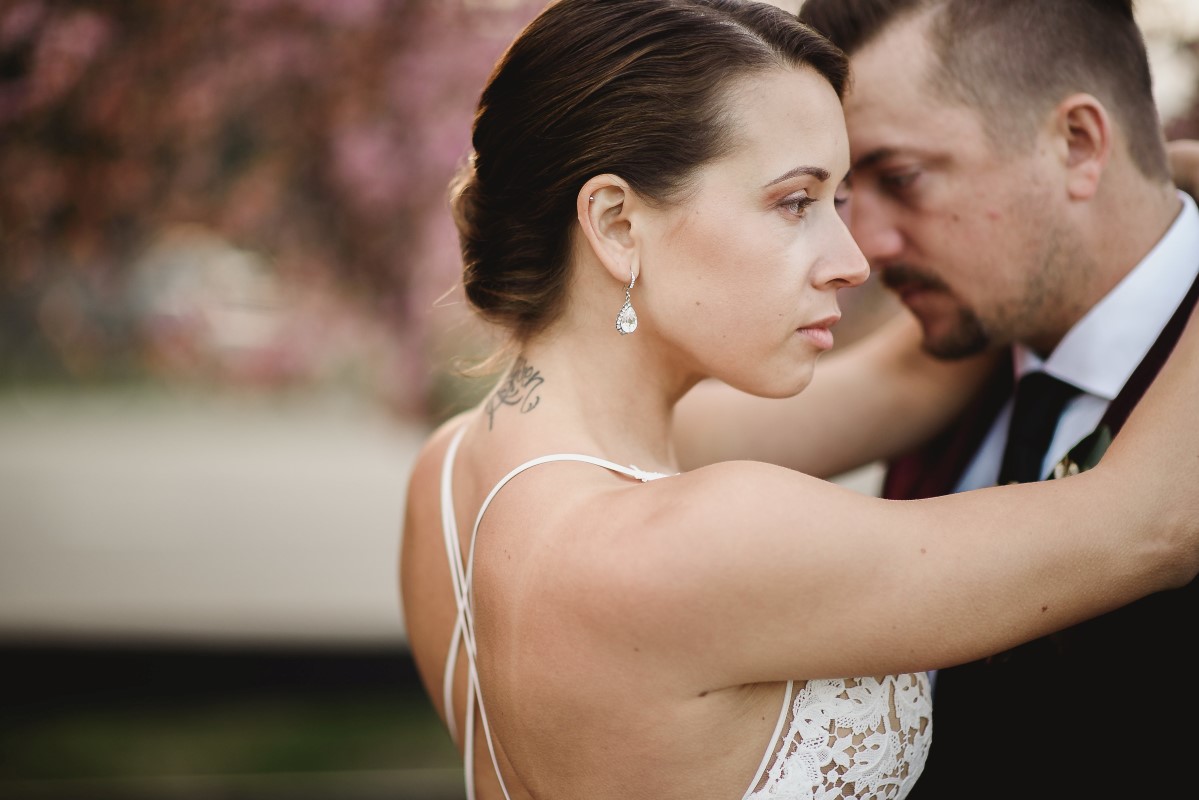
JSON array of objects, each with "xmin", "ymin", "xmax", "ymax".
[{"xmin": 401, "ymin": 416, "xmax": 932, "ymax": 800}]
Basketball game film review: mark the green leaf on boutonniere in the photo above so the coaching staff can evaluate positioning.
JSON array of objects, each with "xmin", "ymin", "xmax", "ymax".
[{"xmin": 1050, "ymin": 424, "xmax": 1114, "ymax": 480}]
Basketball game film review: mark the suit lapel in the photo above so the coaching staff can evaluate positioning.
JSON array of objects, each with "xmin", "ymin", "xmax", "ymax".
[{"xmin": 1047, "ymin": 266, "xmax": 1199, "ymax": 480}]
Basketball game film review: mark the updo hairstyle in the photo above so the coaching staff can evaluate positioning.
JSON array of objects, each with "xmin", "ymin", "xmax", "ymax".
[{"xmin": 451, "ymin": 0, "xmax": 848, "ymax": 343}]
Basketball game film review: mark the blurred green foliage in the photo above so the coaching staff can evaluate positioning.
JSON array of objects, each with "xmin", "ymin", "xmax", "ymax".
[{"xmin": 4, "ymin": 691, "xmax": 455, "ymax": 781}]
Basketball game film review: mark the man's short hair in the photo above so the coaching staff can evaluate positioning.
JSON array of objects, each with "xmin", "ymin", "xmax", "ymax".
[{"xmin": 799, "ymin": 0, "xmax": 1170, "ymax": 181}]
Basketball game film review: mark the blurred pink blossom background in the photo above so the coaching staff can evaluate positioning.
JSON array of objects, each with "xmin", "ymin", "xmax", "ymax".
[
  {"xmin": 1, "ymin": 0, "xmax": 1196, "ymax": 420},
  {"xmin": 0, "ymin": 0, "xmax": 545, "ymax": 418}
]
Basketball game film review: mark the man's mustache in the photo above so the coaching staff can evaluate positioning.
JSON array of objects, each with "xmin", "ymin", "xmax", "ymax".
[{"xmin": 880, "ymin": 265, "xmax": 951, "ymax": 294}]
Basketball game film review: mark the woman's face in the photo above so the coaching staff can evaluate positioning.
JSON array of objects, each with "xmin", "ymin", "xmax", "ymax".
[{"xmin": 639, "ymin": 66, "xmax": 868, "ymax": 398}]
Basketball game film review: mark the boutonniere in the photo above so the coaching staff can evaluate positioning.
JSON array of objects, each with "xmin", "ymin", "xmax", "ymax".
[{"xmin": 1051, "ymin": 424, "xmax": 1114, "ymax": 480}]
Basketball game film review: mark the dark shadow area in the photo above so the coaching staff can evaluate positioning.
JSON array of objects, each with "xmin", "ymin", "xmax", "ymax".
[{"xmin": 0, "ymin": 640, "xmax": 463, "ymax": 800}]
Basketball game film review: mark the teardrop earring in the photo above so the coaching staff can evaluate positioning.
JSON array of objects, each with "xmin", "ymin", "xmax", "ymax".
[{"xmin": 615, "ymin": 270, "xmax": 638, "ymax": 335}]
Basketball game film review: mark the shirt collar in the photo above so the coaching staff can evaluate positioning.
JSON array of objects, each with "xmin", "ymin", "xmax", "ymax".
[{"xmin": 1014, "ymin": 190, "xmax": 1199, "ymax": 398}]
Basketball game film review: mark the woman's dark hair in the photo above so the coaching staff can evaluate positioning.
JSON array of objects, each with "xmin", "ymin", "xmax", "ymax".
[{"xmin": 451, "ymin": 0, "xmax": 848, "ymax": 342}]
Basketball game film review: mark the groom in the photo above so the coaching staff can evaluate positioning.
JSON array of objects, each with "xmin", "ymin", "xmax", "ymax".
[
  {"xmin": 794, "ymin": 1, "xmax": 1199, "ymax": 796},
  {"xmin": 674, "ymin": 0, "xmax": 1199, "ymax": 796}
]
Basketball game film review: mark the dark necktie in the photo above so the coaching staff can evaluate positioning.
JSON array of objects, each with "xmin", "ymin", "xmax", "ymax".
[{"xmin": 997, "ymin": 371, "xmax": 1082, "ymax": 485}]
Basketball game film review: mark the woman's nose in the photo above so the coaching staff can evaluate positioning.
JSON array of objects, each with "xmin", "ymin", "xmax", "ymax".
[
  {"xmin": 819, "ymin": 216, "xmax": 870, "ymax": 289},
  {"xmin": 848, "ymin": 191, "xmax": 904, "ymax": 267}
]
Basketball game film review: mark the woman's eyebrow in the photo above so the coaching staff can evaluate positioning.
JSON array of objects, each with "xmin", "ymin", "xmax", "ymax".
[{"xmin": 763, "ymin": 165, "xmax": 831, "ymax": 188}]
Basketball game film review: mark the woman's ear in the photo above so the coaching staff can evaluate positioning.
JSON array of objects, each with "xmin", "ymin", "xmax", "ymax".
[
  {"xmin": 1051, "ymin": 93, "xmax": 1112, "ymax": 201},
  {"xmin": 576, "ymin": 174, "xmax": 639, "ymax": 285}
]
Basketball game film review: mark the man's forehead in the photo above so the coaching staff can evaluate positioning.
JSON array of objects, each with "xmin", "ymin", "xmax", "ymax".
[
  {"xmin": 843, "ymin": 66, "xmax": 990, "ymax": 171},
  {"xmin": 841, "ymin": 9, "xmax": 1000, "ymax": 169},
  {"xmin": 844, "ymin": 98, "xmax": 959, "ymax": 169}
]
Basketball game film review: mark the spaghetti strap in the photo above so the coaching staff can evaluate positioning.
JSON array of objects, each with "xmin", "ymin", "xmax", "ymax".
[
  {"xmin": 440, "ymin": 424, "xmax": 467, "ymax": 746},
  {"xmin": 439, "ymin": 423, "xmax": 671, "ymax": 799}
]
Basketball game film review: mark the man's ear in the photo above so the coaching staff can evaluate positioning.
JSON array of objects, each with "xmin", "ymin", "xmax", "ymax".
[
  {"xmin": 1051, "ymin": 93, "xmax": 1112, "ymax": 201},
  {"xmin": 576, "ymin": 174, "xmax": 640, "ymax": 286}
]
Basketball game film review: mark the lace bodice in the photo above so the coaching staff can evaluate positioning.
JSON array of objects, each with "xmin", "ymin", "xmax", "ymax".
[
  {"xmin": 439, "ymin": 425, "xmax": 932, "ymax": 799},
  {"xmin": 746, "ymin": 673, "xmax": 931, "ymax": 799}
]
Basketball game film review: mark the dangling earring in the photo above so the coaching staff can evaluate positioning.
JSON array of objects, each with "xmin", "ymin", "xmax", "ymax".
[{"xmin": 615, "ymin": 269, "xmax": 638, "ymax": 335}]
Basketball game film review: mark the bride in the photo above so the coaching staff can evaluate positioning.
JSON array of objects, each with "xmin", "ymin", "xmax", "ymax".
[{"xmin": 400, "ymin": 1, "xmax": 1199, "ymax": 798}]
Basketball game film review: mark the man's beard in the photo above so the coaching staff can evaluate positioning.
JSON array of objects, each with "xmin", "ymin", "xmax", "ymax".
[{"xmin": 882, "ymin": 265, "xmax": 990, "ymax": 359}]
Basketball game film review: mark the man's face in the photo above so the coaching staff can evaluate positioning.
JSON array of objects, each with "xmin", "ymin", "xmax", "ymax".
[{"xmin": 842, "ymin": 15, "xmax": 1070, "ymax": 358}]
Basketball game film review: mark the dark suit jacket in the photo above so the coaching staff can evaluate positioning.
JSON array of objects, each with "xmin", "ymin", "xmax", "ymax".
[{"xmin": 893, "ymin": 270, "xmax": 1199, "ymax": 799}]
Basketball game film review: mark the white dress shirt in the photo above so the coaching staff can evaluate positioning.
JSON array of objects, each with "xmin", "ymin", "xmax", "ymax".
[{"xmin": 956, "ymin": 191, "xmax": 1199, "ymax": 492}]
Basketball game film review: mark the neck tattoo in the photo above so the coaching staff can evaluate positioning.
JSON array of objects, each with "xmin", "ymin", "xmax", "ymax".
[{"xmin": 485, "ymin": 356, "xmax": 544, "ymax": 431}]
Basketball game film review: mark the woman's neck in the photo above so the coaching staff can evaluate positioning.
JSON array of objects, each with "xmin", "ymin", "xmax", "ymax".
[{"xmin": 484, "ymin": 329, "xmax": 695, "ymax": 474}]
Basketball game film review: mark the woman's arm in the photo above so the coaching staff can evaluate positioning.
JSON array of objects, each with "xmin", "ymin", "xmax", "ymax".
[
  {"xmin": 583, "ymin": 305, "xmax": 1199, "ymax": 691},
  {"xmin": 671, "ymin": 312, "xmax": 999, "ymax": 478}
]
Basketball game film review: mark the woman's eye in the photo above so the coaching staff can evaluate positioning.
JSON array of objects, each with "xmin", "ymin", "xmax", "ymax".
[{"xmin": 780, "ymin": 195, "xmax": 816, "ymax": 217}]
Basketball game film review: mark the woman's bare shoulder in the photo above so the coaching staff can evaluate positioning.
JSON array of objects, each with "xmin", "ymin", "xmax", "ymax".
[
  {"xmin": 400, "ymin": 410, "xmax": 475, "ymax": 605},
  {"xmin": 405, "ymin": 411, "xmax": 472, "ymax": 496},
  {"xmin": 522, "ymin": 460, "xmax": 832, "ymax": 612}
]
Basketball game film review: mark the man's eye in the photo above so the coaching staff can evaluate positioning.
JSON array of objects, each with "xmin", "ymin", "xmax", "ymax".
[{"xmin": 880, "ymin": 170, "xmax": 920, "ymax": 191}]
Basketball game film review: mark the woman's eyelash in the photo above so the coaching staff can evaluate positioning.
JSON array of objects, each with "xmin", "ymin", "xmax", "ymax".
[{"xmin": 780, "ymin": 195, "xmax": 816, "ymax": 215}]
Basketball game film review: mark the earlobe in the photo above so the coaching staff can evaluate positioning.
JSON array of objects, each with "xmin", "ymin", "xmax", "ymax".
[
  {"xmin": 1055, "ymin": 93, "xmax": 1111, "ymax": 201},
  {"xmin": 577, "ymin": 175, "xmax": 640, "ymax": 285}
]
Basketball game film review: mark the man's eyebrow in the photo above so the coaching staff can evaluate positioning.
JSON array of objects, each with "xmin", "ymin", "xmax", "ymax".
[
  {"xmin": 851, "ymin": 147, "xmax": 899, "ymax": 173},
  {"xmin": 763, "ymin": 165, "xmax": 830, "ymax": 188}
]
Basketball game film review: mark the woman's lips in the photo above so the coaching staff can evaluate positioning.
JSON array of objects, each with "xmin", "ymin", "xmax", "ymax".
[
  {"xmin": 797, "ymin": 314, "xmax": 840, "ymax": 350},
  {"xmin": 797, "ymin": 325, "xmax": 834, "ymax": 349}
]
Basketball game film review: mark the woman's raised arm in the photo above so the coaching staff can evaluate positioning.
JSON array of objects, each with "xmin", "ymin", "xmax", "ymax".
[{"xmin": 595, "ymin": 305, "xmax": 1199, "ymax": 692}]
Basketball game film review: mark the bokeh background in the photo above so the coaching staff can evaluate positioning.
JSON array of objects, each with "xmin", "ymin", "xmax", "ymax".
[{"xmin": 2, "ymin": 0, "xmax": 1197, "ymax": 798}]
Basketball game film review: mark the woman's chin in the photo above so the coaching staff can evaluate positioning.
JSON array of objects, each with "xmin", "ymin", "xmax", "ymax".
[{"xmin": 737, "ymin": 366, "xmax": 815, "ymax": 400}]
